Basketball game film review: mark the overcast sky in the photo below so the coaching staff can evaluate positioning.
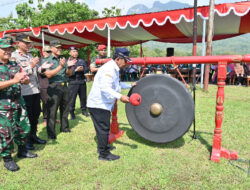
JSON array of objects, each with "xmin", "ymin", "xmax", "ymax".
[{"xmin": 0, "ymin": 0, "xmax": 246, "ymax": 18}]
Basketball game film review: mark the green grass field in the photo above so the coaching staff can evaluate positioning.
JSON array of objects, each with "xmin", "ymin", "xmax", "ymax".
[{"xmin": 0, "ymin": 83, "xmax": 249, "ymax": 190}]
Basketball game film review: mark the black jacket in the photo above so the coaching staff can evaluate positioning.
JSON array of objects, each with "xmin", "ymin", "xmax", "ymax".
[{"xmin": 68, "ymin": 58, "xmax": 89, "ymax": 84}]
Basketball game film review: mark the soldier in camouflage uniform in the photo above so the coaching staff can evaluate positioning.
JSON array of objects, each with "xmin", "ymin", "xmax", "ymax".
[{"xmin": 0, "ymin": 37, "xmax": 37, "ymax": 172}]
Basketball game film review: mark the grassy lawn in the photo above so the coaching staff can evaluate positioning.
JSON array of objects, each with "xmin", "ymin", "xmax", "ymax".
[{"xmin": 0, "ymin": 82, "xmax": 249, "ymax": 190}]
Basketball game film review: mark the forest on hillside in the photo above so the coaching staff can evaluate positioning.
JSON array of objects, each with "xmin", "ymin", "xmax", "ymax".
[{"xmin": 142, "ymin": 34, "xmax": 250, "ymax": 57}]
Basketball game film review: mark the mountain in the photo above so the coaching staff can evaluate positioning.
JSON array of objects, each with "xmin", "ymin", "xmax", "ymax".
[
  {"xmin": 126, "ymin": 1, "xmax": 250, "ymax": 55},
  {"xmin": 142, "ymin": 33, "xmax": 250, "ymax": 56},
  {"xmin": 150, "ymin": 1, "xmax": 190, "ymax": 12},
  {"xmin": 127, "ymin": 4, "xmax": 149, "ymax": 15},
  {"xmin": 127, "ymin": 1, "xmax": 191, "ymax": 15}
]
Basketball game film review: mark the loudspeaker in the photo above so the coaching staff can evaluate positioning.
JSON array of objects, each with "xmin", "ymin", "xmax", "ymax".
[{"xmin": 166, "ymin": 48, "xmax": 174, "ymax": 57}]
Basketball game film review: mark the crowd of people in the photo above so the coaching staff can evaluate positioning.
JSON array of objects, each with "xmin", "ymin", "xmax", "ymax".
[
  {"xmin": 0, "ymin": 34, "xmax": 135, "ymax": 172},
  {"xmin": 1, "ymin": 34, "xmax": 249, "ymax": 172},
  {"xmin": 120, "ymin": 63, "xmax": 250, "ymax": 86},
  {"xmin": 210, "ymin": 63, "xmax": 250, "ymax": 85}
]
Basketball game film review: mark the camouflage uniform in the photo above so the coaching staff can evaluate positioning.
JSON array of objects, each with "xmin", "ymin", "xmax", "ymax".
[{"xmin": 0, "ymin": 60, "xmax": 30, "ymax": 157}]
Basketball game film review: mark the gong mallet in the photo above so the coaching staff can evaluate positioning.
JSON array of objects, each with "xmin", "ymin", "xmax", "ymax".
[{"xmin": 129, "ymin": 93, "xmax": 142, "ymax": 106}]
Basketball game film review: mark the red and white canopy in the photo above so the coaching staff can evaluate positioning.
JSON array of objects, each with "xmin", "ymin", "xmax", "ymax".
[{"xmin": 0, "ymin": 1, "xmax": 250, "ymax": 48}]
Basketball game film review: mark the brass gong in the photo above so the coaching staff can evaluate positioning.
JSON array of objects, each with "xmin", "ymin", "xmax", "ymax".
[{"xmin": 126, "ymin": 75, "xmax": 194, "ymax": 143}]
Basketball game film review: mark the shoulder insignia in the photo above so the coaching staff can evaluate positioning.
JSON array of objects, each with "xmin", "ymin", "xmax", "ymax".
[{"xmin": 10, "ymin": 57, "xmax": 16, "ymax": 62}]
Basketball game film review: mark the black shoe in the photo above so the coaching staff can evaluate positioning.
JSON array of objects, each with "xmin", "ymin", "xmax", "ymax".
[
  {"xmin": 31, "ymin": 136, "xmax": 47, "ymax": 144},
  {"xmin": 70, "ymin": 112, "xmax": 76, "ymax": 120},
  {"xmin": 98, "ymin": 153, "xmax": 120, "ymax": 161},
  {"xmin": 97, "ymin": 145, "xmax": 116, "ymax": 153},
  {"xmin": 48, "ymin": 135, "xmax": 56, "ymax": 140},
  {"xmin": 17, "ymin": 145, "xmax": 38, "ymax": 158},
  {"xmin": 17, "ymin": 151, "xmax": 37, "ymax": 158},
  {"xmin": 61, "ymin": 128, "xmax": 71, "ymax": 133},
  {"xmin": 3, "ymin": 156, "xmax": 19, "ymax": 172},
  {"xmin": 82, "ymin": 111, "xmax": 89, "ymax": 117},
  {"xmin": 26, "ymin": 143, "xmax": 35, "ymax": 150},
  {"xmin": 4, "ymin": 160, "xmax": 19, "ymax": 172}
]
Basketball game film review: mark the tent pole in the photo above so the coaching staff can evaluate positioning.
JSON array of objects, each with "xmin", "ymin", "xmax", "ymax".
[
  {"xmin": 140, "ymin": 42, "xmax": 143, "ymax": 57},
  {"xmin": 107, "ymin": 27, "xmax": 111, "ymax": 58},
  {"xmin": 204, "ymin": 0, "xmax": 215, "ymax": 91},
  {"xmin": 200, "ymin": 19, "xmax": 207, "ymax": 89},
  {"xmin": 191, "ymin": 0, "xmax": 198, "ymax": 140},
  {"xmin": 87, "ymin": 46, "xmax": 90, "ymax": 67},
  {"xmin": 42, "ymin": 30, "xmax": 45, "ymax": 50}
]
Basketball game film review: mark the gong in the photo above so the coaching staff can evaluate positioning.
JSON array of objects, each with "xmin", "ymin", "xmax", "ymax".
[{"xmin": 126, "ymin": 74, "xmax": 194, "ymax": 143}]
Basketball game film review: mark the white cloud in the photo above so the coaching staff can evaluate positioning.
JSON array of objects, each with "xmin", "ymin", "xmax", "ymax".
[
  {"xmin": 0, "ymin": 0, "xmax": 245, "ymax": 18},
  {"xmin": 88, "ymin": 0, "xmax": 174, "ymax": 15},
  {"xmin": 86, "ymin": 0, "xmax": 244, "ymax": 16}
]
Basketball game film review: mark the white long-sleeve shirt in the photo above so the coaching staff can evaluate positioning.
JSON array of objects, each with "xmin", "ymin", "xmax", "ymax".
[
  {"xmin": 87, "ymin": 59, "xmax": 131, "ymax": 111},
  {"xmin": 11, "ymin": 50, "xmax": 40, "ymax": 96}
]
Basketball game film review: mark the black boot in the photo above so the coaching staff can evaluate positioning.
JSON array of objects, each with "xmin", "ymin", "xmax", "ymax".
[
  {"xmin": 3, "ymin": 155, "xmax": 19, "ymax": 172},
  {"xmin": 60, "ymin": 128, "xmax": 71, "ymax": 133},
  {"xmin": 82, "ymin": 110, "xmax": 89, "ymax": 117},
  {"xmin": 98, "ymin": 153, "xmax": 120, "ymax": 161},
  {"xmin": 97, "ymin": 145, "xmax": 116, "ymax": 153},
  {"xmin": 31, "ymin": 135, "xmax": 47, "ymax": 144},
  {"xmin": 70, "ymin": 112, "xmax": 76, "ymax": 120},
  {"xmin": 26, "ymin": 138, "xmax": 35, "ymax": 150},
  {"xmin": 17, "ymin": 145, "xmax": 38, "ymax": 158}
]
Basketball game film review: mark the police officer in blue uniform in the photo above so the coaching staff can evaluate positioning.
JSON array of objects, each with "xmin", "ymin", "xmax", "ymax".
[{"xmin": 68, "ymin": 47, "xmax": 89, "ymax": 119}]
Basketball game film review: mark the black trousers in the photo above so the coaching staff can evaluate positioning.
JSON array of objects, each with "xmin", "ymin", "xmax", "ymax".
[
  {"xmin": 23, "ymin": 93, "xmax": 41, "ymax": 137},
  {"xmin": 88, "ymin": 108, "xmax": 111, "ymax": 156},
  {"xmin": 47, "ymin": 83, "xmax": 70, "ymax": 138},
  {"xmin": 40, "ymin": 88, "xmax": 47, "ymax": 121},
  {"xmin": 68, "ymin": 83, "xmax": 87, "ymax": 113}
]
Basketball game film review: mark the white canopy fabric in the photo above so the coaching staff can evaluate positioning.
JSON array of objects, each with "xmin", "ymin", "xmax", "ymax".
[{"xmin": 0, "ymin": 1, "xmax": 249, "ymax": 48}]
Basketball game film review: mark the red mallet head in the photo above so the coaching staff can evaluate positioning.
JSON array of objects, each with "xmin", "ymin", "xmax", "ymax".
[{"xmin": 129, "ymin": 93, "xmax": 142, "ymax": 106}]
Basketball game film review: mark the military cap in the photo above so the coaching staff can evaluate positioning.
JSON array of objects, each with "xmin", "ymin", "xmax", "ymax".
[
  {"xmin": 68, "ymin": 46, "xmax": 78, "ymax": 51},
  {"xmin": 16, "ymin": 33, "xmax": 32, "ymax": 43},
  {"xmin": 43, "ymin": 45, "xmax": 51, "ymax": 52},
  {"xmin": 115, "ymin": 48, "xmax": 132, "ymax": 63},
  {"xmin": 50, "ymin": 40, "xmax": 62, "ymax": 47},
  {"xmin": 0, "ymin": 36, "xmax": 14, "ymax": 48}
]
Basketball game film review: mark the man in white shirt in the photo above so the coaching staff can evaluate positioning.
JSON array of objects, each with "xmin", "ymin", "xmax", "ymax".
[{"xmin": 87, "ymin": 48, "xmax": 134, "ymax": 161}]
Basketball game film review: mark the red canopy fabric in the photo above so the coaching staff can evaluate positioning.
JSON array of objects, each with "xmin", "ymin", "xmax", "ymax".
[{"xmin": 0, "ymin": 2, "xmax": 249, "ymax": 48}]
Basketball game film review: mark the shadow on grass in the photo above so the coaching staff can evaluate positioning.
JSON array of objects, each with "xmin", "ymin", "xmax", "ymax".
[
  {"xmin": 113, "ymin": 140, "xmax": 138, "ymax": 149},
  {"xmin": 93, "ymin": 136, "xmax": 138, "ymax": 150},
  {"xmin": 188, "ymin": 130, "xmax": 213, "ymax": 153},
  {"xmin": 38, "ymin": 108, "xmax": 88, "ymax": 140},
  {"xmin": 119, "ymin": 124, "xmax": 185, "ymax": 149},
  {"xmin": 32, "ymin": 108, "xmax": 88, "ymax": 157},
  {"xmin": 13, "ymin": 138, "xmax": 59, "ymax": 164}
]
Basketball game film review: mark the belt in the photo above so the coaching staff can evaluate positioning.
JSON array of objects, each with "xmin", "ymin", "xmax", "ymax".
[
  {"xmin": 49, "ymin": 82, "xmax": 68, "ymax": 87},
  {"xmin": 0, "ymin": 94, "xmax": 19, "ymax": 100}
]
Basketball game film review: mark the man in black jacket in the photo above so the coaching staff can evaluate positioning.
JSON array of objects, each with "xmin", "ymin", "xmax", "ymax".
[{"xmin": 68, "ymin": 47, "xmax": 89, "ymax": 119}]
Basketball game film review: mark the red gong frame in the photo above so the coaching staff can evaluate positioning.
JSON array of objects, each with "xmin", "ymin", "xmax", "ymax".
[{"xmin": 98, "ymin": 54, "xmax": 250, "ymax": 163}]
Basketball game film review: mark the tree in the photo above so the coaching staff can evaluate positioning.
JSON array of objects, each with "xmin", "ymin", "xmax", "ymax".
[
  {"xmin": 127, "ymin": 45, "xmax": 140, "ymax": 57},
  {"xmin": 0, "ymin": 15, "xmax": 16, "ymax": 31},
  {"xmin": 100, "ymin": 6, "xmax": 122, "ymax": 57},
  {"xmin": 1, "ymin": 0, "xmax": 100, "ymax": 60},
  {"xmin": 11, "ymin": 0, "xmax": 99, "ymax": 29},
  {"xmin": 102, "ymin": 6, "xmax": 121, "ymax": 17}
]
